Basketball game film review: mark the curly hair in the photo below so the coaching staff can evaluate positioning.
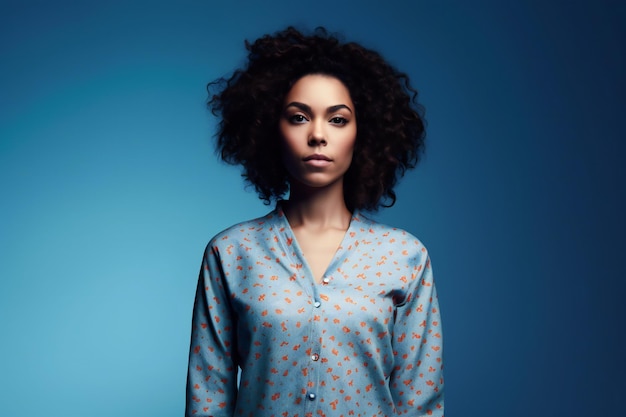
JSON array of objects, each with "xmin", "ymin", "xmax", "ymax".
[{"xmin": 208, "ymin": 27, "xmax": 425, "ymax": 211}]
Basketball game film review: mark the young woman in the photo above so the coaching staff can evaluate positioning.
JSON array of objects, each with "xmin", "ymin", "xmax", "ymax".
[{"xmin": 185, "ymin": 27, "xmax": 444, "ymax": 417}]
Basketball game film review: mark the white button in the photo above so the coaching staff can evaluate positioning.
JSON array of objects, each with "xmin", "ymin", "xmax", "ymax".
[
  {"xmin": 314, "ymin": 301, "xmax": 321, "ymax": 308},
  {"xmin": 311, "ymin": 354, "xmax": 319, "ymax": 361},
  {"xmin": 308, "ymin": 393, "xmax": 316, "ymax": 400},
  {"xmin": 322, "ymin": 277, "xmax": 330, "ymax": 284}
]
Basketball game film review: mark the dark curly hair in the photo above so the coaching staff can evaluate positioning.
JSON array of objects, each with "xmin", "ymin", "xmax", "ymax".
[{"xmin": 208, "ymin": 27, "xmax": 425, "ymax": 211}]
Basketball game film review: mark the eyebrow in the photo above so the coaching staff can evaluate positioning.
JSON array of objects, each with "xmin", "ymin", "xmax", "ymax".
[{"xmin": 284, "ymin": 101, "xmax": 353, "ymax": 114}]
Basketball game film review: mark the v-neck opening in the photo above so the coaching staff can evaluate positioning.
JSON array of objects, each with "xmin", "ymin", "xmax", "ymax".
[{"xmin": 274, "ymin": 202, "xmax": 359, "ymax": 286}]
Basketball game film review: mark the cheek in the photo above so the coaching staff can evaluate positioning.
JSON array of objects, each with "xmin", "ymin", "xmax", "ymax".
[
  {"xmin": 341, "ymin": 129, "xmax": 357, "ymax": 160},
  {"xmin": 278, "ymin": 132, "xmax": 302, "ymax": 174},
  {"xmin": 278, "ymin": 126, "xmax": 296, "ymax": 157}
]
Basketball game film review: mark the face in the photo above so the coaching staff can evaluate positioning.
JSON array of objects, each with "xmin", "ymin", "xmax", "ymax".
[{"xmin": 279, "ymin": 74, "xmax": 357, "ymax": 190}]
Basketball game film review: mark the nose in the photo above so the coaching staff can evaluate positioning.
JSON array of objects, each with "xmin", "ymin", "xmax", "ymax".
[{"xmin": 308, "ymin": 120, "xmax": 327, "ymax": 146}]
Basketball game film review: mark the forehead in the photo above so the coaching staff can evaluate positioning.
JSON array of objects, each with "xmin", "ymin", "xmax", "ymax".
[{"xmin": 284, "ymin": 74, "xmax": 353, "ymax": 106}]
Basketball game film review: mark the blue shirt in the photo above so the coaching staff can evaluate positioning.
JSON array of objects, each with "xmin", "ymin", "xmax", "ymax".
[{"xmin": 186, "ymin": 205, "xmax": 444, "ymax": 416}]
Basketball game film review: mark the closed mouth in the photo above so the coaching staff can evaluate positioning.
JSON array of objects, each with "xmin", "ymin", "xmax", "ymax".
[{"xmin": 303, "ymin": 154, "xmax": 332, "ymax": 161}]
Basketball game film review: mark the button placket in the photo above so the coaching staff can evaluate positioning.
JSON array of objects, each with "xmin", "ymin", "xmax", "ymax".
[{"xmin": 306, "ymin": 289, "xmax": 323, "ymax": 414}]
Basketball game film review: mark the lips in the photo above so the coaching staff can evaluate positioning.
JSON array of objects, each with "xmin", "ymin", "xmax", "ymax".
[{"xmin": 303, "ymin": 154, "xmax": 332, "ymax": 161}]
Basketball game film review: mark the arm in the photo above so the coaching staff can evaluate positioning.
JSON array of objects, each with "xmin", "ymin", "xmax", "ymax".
[
  {"xmin": 185, "ymin": 244, "xmax": 238, "ymax": 417},
  {"xmin": 390, "ymin": 251, "xmax": 444, "ymax": 416}
]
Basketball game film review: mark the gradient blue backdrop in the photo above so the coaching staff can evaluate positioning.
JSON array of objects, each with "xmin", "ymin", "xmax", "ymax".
[{"xmin": 1, "ymin": 1, "xmax": 624, "ymax": 416}]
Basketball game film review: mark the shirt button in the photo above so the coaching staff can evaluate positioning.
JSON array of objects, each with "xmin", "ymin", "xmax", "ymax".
[
  {"xmin": 322, "ymin": 277, "xmax": 330, "ymax": 284},
  {"xmin": 314, "ymin": 301, "xmax": 321, "ymax": 308},
  {"xmin": 308, "ymin": 392, "xmax": 316, "ymax": 400},
  {"xmin": 311, "ymin": 353, "xmax": 319, "ymax": 361}
]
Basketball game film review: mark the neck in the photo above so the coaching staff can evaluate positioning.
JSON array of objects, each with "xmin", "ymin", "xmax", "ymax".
[{"xmin": 283, "ymin": 180, "xmax": 352, "ymax": 230}]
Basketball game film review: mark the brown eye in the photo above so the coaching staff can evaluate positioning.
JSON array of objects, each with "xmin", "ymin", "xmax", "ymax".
[
  {"xmin": 329, "ymin": 116, "xmax": 348, "ymax": 125},
  {"xmin": 289, "ymin": 114, "xmax": 308, "ymax": 124}
]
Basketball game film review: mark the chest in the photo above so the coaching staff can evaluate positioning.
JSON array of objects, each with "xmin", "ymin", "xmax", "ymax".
[
  {"xmin": 222, "ymin": 245, "xmax": 412, "ymax": 338},
  {"xmin": 292, "ymin": 227, "xmax": 346, "ymax": 283}
]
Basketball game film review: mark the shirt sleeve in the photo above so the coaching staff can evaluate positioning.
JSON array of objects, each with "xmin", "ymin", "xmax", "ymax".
[
  {"xmin": 389, "ymin": 250, "xmax": 444, "ymax": 416},
  {"xmin": 185, "ymin": 244, "xmax": 238, "ymax": 417}
]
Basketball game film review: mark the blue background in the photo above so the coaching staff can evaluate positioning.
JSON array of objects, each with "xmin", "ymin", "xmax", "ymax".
[{"xmin": 1, "ymin": 1, "xmax": 624, "ymax": 416}]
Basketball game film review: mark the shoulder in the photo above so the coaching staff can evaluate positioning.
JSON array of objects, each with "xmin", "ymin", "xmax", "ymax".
[
  {"xmin": 206, "ymin": 208, "xmax": 282, "ymax": 251},
  {"xmin": 352, "ymin": 212, "xmax": 430, "ymax": 262}
]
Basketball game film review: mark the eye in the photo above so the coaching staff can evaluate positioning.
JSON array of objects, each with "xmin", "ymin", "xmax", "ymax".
[
  {"xmin": 329, "ymin": 116, "xmax": 348, "ymax": 125},
  {"xmin": 288, "ymin": 114, "xmax": 308, "ymax": 124}
]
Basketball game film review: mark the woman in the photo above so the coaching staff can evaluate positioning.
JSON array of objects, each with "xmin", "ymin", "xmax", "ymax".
[{"xmin": 186, "ymin": 27, "xmax": 444, "ymax": 417}]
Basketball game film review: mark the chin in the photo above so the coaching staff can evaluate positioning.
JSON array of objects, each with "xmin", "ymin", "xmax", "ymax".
[{"xmin": 293, "ymin": 175, "xmax": 344, "ymax": 190}]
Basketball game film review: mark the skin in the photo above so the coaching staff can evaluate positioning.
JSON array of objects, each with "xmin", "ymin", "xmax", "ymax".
[{"xmin": 279, "ymin": 74, "xmax": 357, "ymax": 282}]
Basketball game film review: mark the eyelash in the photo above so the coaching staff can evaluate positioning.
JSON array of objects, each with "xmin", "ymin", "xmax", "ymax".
[
  {"xmin": 288, "ymin": 114, "xmax": 348, "ymax": 125},
  {"xmin": 289, "ymin": 114, "xmax": 308, "ymax": 124},
  {"xmin": 329, "ymin": 116, "xmax": 348, "ymax": 125}
]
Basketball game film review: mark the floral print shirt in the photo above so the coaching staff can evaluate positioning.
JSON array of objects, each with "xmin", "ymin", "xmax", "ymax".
[{"xmin": 185, "ymin": 205, "xmax": 444, "ymax": 416}]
